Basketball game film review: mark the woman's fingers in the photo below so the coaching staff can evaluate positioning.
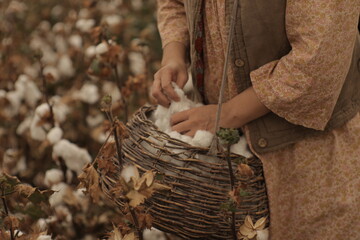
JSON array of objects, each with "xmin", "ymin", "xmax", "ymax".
[
  {"xmin": 176, "ymin": 70, "xmax": 188, "ymax": 89},
  {"xmin": 161, "ymin": 70, "xmax": 180, "ymax": 102},
  {"xmin": 152, "ymin": 77, "xmax": 170, "ymax": 107},
  {"xmin": 171, "ymin": 119, "xmax": 192, "ymax": 134},
  {"xmin": 170, "ymin": 110, "xmax": 190, "ymax": 126}
]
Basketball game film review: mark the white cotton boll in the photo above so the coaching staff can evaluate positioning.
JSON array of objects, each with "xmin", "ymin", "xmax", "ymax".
[
  {"xmin": 36, "ymin": 218, "xmax": 48, "ymax": 232},
  {"xmin": 41, "ymin": 48, "xmax": 58, "ymax": 65},
  {"xmin": 52, "ymin": 22, "xmax": 65, "ymax": 33},
  {"xmin": 86, "ymin": 114, "xmax": 104, "ymax": 128},
  {"xmin": 30, "ymin": 36, "xmax": 46, "ymax": 51},
  {"xmin": 51, "ymin": 5, "xmax": 64, "ymax": 19},
  {"xmin": 85, "ymin": 46, "xmax": 96, "ymax": 58},
  {"xmin": 0, "ymin": 89, "xmax": 6, "ymax": 98},
  {"xmin": 68, "ymin": 34, "xmax": 82, "ymax": 49},
  {"xmin": 57, "ymin": 55, "xmax": 75, "ymax": 78},
  {"xmin": 15, "ymin": 74, "xmax": 29, "ymax": 95},
  {"xmin": 256, "ymin": 229, "xmax": 269, "ymax": 240},
  {"xmin": 131, "ymin": 0, "xmax": 143, "ymax": 11},
  {"xmin": 49, "ymin": 182, "xmax": 70, "ymax": 207},
  {"xmin": 5, "ymin": 91, "xmax": 22, "ymax": 116},
  {"xmin": 38, "ymin": 21, "xmax": 51, "ymax": 32},
  {"xmin": 143, "ymin": 228, "xmax": 167, "ymax": 240},
  {"xmin": 128, "ymin": 52, "xmax": 145, "ymax": 75},
  {"xmin": 47, "ymin": 96, "xmax": 69, "ymax": 123},
  {"xmin": 37, "ymin": 235, "xmax": 52, "ymax": 240},
  {"xmin": 43, "ymin": 66, "xmax": 60, "ymax": 81},
  {"xmin": 78, "ymin": 8, "xmax": 91, "ymax": 19},
  {"xmin": 102, "ymin": 81, "xmax": 121, "ymax": 102},
  {"xmin": 16, "ymin": 75, "xmax": 42, "ymax": 107},
  {"xmin": 167, "ymin": 131, "xmax": 182, "ymax": 140},
  {"xmin": 103, "ymin": 14, "xmax": 122, "ymax": 27},
  {"xmin": 121, "ymin": 165, "xmax": 138, "ymax": 183},
  {"xmin": 179, "ymin": 134, "xmax": 193, "ymax": 143},
  {"xmin": 30, "ymin": 115, "xmax": 47, "ymax": 141},
  {"xmin": 76, "ymin": 19, "xmax": 95, "ymax": 32},
  {"xmin": 47, "ymin": 127, "xmax": 63, "ymax": 145},
  {"xmin": 55, "ymin": 205, "xmax": 72, "ymax": 223},
  {"xmin": 54, "ymin": 36, "xmax": 68, "ymax": 53},
  {"xmin": 44, "ymin": 169, "xmax": 64, "ymax": 187},
  {"xmin": 35, "ymin": 103, "xmax": 50, "ymax": 116},
  {"xmin": 24, "ymin": 64, "xmax": 40, "ymax": 79},
  {"xmin": 191, "ymin": 130, "xmax": 214, "ymax": 148},
  {"xmin": 53, "ymin": 139, "xmax": 92, "ymax": 174},
  {"xmin": 230, "ymin": 136, "xmax": 253, "ymax": 158},
  {"xmin": 16, "ymin": 116, "xmax": 32, "ymax": 135},
  {"xmin": 77, "ymin": 83, "xmax": 99, "ymax": 104},
  {"xmin": 95, "ymin": 42, "xmax": 109, "ymax": 56}
]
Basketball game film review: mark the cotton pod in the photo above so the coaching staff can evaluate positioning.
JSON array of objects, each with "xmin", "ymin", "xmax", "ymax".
[
  {"xmin": 47, "ymin": 127, "xmax": 63, "ymax": 145},
  {"xmin": 95, "ymin": 42, "xmax": 109, "ymax": 56},
  {"xmin": 76, "ymin": 83, "xmax": 100, "ymax": 104},
  {"xmin": 120, "ymin": 165, "xmax": 138, "ymax": 183},
  {"xmin": 128, "ymin": 51, "xmax": 145, "ymax": 75},
  {"xmin": 44, "ymin": 169, "xmax": 64, "ymax": 187},
  {"xmin": 15, "ymin": 74, "xmax": 42, "ymax": 107},
  {"xmin": 256, "ymin": 229, "xmax": 269, "ymax": 240},
  {"xmin": 43, "ymin": 66, "xmax": 60, "ymax": 82},
  {"xmin": 30, "ymin": 103, "xmax": 52, "ymax": 141},
  {"xmin": 49, "ymin": 182, "xmax": 71, "ymax": 207},
  {"xmin": 230, "ymin": 137, "xmax": 253, "ymax": 158},
  {"xmin": 35, "ymin": 218, "xmax": 48, "ymax": 232},
  {"xmin": 68, "ymin": 34, "xmax": 82, "ymax": 49},
  {"xmin": 76, "ymin": 19, "xmax": 95, "ymax": 32},
  {"xmin": 191, "ymin": 130, "xmax": 214, "ymax": 148},
  {"xmin": 53, "ymin": 139, "xmax": 92, "ymax": 174},
  {"xmin": 143, "ymin": 228, "xmax": 167, "ymax": 240},
  {"xmin": 57, "ymin": 55, "xmax": 75, "ymax": 78},
  {"xmin": 85, "ymin": 46, "xmax": 96, "ymax": 58},
  {"xmin": 103, "ymin": 14, "xmax": 122, "ymax": 27}
]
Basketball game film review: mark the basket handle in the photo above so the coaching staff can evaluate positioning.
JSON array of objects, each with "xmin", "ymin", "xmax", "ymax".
[{"xmin": 208, "ymin": 0, "xmax": 239, "ymax": 155}]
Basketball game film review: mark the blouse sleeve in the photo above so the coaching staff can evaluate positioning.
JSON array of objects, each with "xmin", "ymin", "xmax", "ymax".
[
  {"xmin": 157, "ymin": 0, "xmax": 189, "ymax": 48},
  {"xmin": 250, "ymin": 0, "xmax": 360, "ymax": 130}
]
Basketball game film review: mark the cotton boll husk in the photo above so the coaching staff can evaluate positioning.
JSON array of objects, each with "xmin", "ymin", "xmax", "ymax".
[
  {"xmin": 85, "ymin": 46, "xmax": 96, "ymax": 58},
  {"xmin": 191, "ymin": 130, "xmax": 214, "ymax": 148},
  {"xmin": 256, "ymin": 229, "xmax": 269, "ymax": 240},
  {"xmin": 57, "ymin": 55, "xmax": 74, "ymax": 78},
  {"xmin": 49, "ymin": 182, "xmax": 71, "ymax": 207},
  {"xmin": 95, "ymin": 42, "xmax": 109, "ymax": 56},
  {"xmin": 44, "ymin": 168, "xmax": 64, "ymax": 187},
  {"xmin": 43, "ymin": 66, "xmax": 60, "ymax": 81},
  {"xmin": 53, "ymin": 139, "xmax": 92, "ymax": 174},
  {"xmin": 77, "ymin": 83, "xmax": 100, "ymax": 104},
  {"xmin": 47, "ymin": 127, "xmax": 63, "ymax": 145},
  {"xmin": 143, "ymin": 228, "xmax": 167, "ymax": 240},
  {"xmin": 230, "ymin": 136, "xmax": 253, "ymax": 158},
  {"xmin": 128, "ymin": 51, "xmax": 145, "ymax": 75},
  {"xmin": 68, "ymin": 34, "xmax": 82, "ymax": 49},
  {"xmin": 121, "ymin": 165, "xmax": 138, "ymax": 183}
]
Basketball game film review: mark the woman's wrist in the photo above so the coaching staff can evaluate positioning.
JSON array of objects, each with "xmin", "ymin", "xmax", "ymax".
[
  {"xmin": 161, "ymin": 41, "xmax": 187, "ymax": 67},
  {"xmin": 221, "ymin": 87, "xmax": 270, "ymax": 129}
]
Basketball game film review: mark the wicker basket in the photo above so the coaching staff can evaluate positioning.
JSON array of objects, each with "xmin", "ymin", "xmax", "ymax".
[{"xmin": 98, "ymin": 105, "xmax": 269, "ymax": 239}]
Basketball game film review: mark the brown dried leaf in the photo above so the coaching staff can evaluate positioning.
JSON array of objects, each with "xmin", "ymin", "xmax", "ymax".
[
  {"xmin": 115, "ymin": 119, "xmax": 129, "ymax": 139},
  {"xmin": 14, "ymin": 184, "xmax": 36, "ymax": 197},
  {"xmin": 126, "ymin": 190, "xmax": 147, "ymax": 207},
  {"xmin": 237, "ymin": 164, "xmax": 254, "ymax": 178},
  {"xmin": 3, "ymin": 215, "xmax": 20, "ymax": 230},
  {"xmin": 78, "ymin": 164, "xmax": 102, "ymax": 203}
]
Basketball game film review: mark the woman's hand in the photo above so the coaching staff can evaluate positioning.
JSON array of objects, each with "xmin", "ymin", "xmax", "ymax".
[
  {"xmin": 152, "ymin": 42, "xmax": 188, "ymax": 107},
  {"xmin": 170, "ymin": 87, "xmax": 271, "ymax": 136},
  {"xmin": 152, "ymin": 61, "xmax": 188, "ymax": 107}
]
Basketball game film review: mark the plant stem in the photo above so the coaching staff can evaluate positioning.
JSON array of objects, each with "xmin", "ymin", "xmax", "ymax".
[
  {"xmin": 1, "ymin": 189, "xmax": 14, "ymax": 240},
  {"xmin": 226, "ymin": 144, "xmax": 237, "ymax": 240},
  {"xmin": 104, "ymin": 111, "xmax": 123, "ymax": 170},
  {"xmin": 39, "ymin": 61, "xmax": 55, "ymax": 127},
  {"xmin": 112, "ymin": 63, "xmax": 128, "ymax": 123},
  {"xmin": 129, "ymin": 206, "xmax": 143, "ymax": 240}
]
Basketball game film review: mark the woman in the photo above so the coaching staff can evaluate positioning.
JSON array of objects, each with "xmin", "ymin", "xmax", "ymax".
[{"xmin": 152, "ymin": 0, "xmax": 360, "ymax": 239}]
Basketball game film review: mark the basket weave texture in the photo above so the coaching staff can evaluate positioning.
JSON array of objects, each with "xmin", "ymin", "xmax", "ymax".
[{"xmin": 99, "ymin": 105, "xmax": 269, "ymax": 239}]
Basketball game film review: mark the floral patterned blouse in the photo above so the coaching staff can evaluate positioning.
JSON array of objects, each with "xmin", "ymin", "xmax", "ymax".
[{"xmin": 157, "ymin": 0, "xmax": 360, "ymax": 239}]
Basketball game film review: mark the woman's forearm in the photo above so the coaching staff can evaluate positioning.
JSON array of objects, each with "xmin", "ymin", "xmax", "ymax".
[
  {"xmin": 222, "ymin": 87, "xmax": 271, "ymax": 128},
  {"xmin": 161, "ymin": 42, "xmax": 187, "ymax": 66}
]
